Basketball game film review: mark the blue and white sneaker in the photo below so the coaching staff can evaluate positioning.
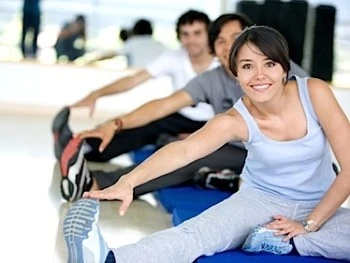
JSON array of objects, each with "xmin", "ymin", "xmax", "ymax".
[
  {"xmin": 60, "ymin": 138, "xmax": 92, "ymax": 202},
  {"xmin": 63, "ymin": 198, "xmax": 110, "ymax": 263},
  {"xmin": 242, "ymin": 225, "xmax": 293, "ymax": 255}
]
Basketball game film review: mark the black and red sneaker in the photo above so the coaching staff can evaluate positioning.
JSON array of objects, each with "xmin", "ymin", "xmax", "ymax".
[
  {"xmin": 52, "ymin": 107, "xmax": 73, "ymax": 160},
  {"xmin": 60, "ymin": 137, "xmax": 92, "ymax": 202}
]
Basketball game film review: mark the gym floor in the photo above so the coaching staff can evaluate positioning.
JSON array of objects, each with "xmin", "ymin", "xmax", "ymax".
[{"xmin": 0, "ymin": 111, "xmax": 172, "ymax": 262}]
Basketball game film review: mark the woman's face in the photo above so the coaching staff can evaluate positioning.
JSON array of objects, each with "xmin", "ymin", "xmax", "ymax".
[{"xmin": 235, "ymin": 42, "xmax": 286, "ymax": 103}]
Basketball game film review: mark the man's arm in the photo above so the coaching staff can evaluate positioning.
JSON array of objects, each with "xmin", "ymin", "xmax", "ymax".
[
  {"xmin": 85, "ymin": 50, "xmax": 118, "ymax": 65},
  {"xmin": 119, "ymin": 90, "xmax": 194, "ymax": 129},
  {"xmin": 76, "ymin": 90, "xmax": 194, "ymax": 152},
  {"xmin": 99, "ymin": 48, "xmax": 175, "ymax": 97},
  {"xmin": 71, "ymin": 69, "xmax": 151, "ymax": 115},
  {"xmin": 72, "ymin": 49, "xmax": 175, "ymax": 115},
  {"xmin": 88, "ymin": 69, "xmax": 151, "ymax": 99}
]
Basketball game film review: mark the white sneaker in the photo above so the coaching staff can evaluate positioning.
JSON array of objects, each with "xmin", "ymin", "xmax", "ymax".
[{"xmin": 63, "ymin": 198, "xmax": 109, "ymax": 263}]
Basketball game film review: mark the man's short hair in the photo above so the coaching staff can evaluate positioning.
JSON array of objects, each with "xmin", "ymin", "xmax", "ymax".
[
  {"xmin": 133, "ymin": 19, "xmax": 153, "ymax": 35},
  {"xmin": 208, "ymin": 13, "xmax": 252, "ymax": 54},
  {"xmin": 176, "ymin": 10, "xmax": 211, "ymax": 39}
]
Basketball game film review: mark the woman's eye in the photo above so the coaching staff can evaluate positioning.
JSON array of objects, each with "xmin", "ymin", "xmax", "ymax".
[
  {"xmin": 242, "ymin": 64, "xmax": 251, "ymax": 69},
  {"xmin": 266, "ymin": 61, "xmax": 276, "ymax": 67}
]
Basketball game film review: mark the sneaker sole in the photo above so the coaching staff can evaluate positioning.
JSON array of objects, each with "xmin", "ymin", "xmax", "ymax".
[
  {"xmin": 63, "ymin": 199, "xmax": 99, "ymax": 263},
  {"xmin": 52, "ymin": 107, "xmax": 70, "ymax": 159},
  {"xmin": 52, "ymin": 106, "xmax": 70, "ymax": 133},
  {"xmin": 60, "ymin": 138, "xmax": 87, "ymax": 201}
]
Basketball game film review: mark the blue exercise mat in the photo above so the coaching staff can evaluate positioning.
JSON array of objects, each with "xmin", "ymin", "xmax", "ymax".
[
  {"xmin": 156, "ymin": 186, "xmax": 232, "ymax": 213},
  {"xmin": 196, "ymin": 250, "xmax": 345, "ymax": 263},
  {"xmin": 129, "ymin": 145, "xmax": 156, "ymax": 164},
  {"xmin": 172, "ymin": 207, "xmax": 204, "ymax": 226}
]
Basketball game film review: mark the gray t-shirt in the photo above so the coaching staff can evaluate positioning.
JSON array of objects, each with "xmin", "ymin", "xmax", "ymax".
[
  {"xmin": 183, "ymin": 66, "xmax": 243, "ymax": 115},
  {"xmin": 183, "ymin": 66, "xmax": 244, "ymax": 148}
]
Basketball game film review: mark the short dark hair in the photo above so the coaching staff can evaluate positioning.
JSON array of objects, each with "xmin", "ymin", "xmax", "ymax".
[
  {"xmin": 176, "ymin": 10, "xmax": 210, "ymax": 39},
  {"xmin": 208, "ymin": 13, "xmax": 252, "ymax": 54},
  {"xmin": 229, "ymin": 26, "xmax": 290, "ymax": 77},
  {"xmin": 75, "ymin": 14, "xmax": 86, "ymax": 23},
  {"xmin": 133, "ymin": 19, "xmax": 153, "ymax": 35},
  {"xmin": 119, "ymin": 28, "xmax": 130, "ymax": 42}
]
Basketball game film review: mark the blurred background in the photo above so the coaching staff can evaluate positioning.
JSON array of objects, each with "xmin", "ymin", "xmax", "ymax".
[
  {"xmin": 0, "ymin": 0, "xmax": 349, "ymax": 86},
  {"xmin": 0, "ymin": 0, "xmax": 224, "ymax": 66}
]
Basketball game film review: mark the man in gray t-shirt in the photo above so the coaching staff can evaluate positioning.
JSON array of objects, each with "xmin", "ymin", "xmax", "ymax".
[{"xmin": 62, "ymin": 13, "xmax": 309, "ymax": 200}]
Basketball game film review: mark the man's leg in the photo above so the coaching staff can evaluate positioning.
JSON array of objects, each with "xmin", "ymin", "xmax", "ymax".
[
  {"xmin": 85, "ymin": 113, "xmax": 205, "ymax": 162},
  {"xmin": 32, "ymin": 14, "xmax": 40, "ymax": 57},
  {"xmin": 21, "ymin": 14, "xmax": 29, "ymax": 57},
  {"xmin": 92, "ymin": 144, "xmax": 247, "ymax": 196},
  {"xmin": 60, "ymin": 142, "xmax": 245, "ymax": 201}
]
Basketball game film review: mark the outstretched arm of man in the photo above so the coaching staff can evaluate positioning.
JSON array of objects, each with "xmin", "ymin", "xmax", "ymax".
[
  {"xmin": 75, "ymin": 90, "xmax": 194, "ymax": 152},
  {"xmin": 70, "ymin": 69, "xmax": 151, "ymax": 116}
]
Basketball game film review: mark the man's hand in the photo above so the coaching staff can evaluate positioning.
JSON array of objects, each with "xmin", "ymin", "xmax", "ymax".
[
  {"xmin": 83, "ymin": 176, "xmax": 134, "ymax": 216},
  {"xmin": 70, "ymin": 92, "xmax": 99, "ymax": 117},
  {"xmin": 265, "ymin": 215, "xmax": 307, "ymax": 241},
  {"xmin": 75, "ymin": 120, "xmax": 119, "ymax": 152}
]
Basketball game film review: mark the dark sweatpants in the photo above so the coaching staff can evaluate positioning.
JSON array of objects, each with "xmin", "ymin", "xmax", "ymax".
[
  {"xmin": 92, "ymin": 143, "xmax": 247, "ymax": 197},
  {"xmin": 85, "ymin": 113, "xmax": 206, "ymax": 162}
]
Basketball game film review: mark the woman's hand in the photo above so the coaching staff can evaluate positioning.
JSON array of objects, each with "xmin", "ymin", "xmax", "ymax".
[
  {"xmin": 75, "ymin": 120, "xmax": 119, "ymax": 152},
  {"xmin": 83, "ymin": 176, "xmax": 134, "ymax": 216},
  {"xmin": 265, "ymin": 215, "xmax": 307, "ymax": 241}
]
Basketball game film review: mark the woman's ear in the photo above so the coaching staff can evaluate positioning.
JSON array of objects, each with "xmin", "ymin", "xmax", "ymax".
[{"xmin": 282, "ymin": 73, "xmax": 288, "ymax": 83}]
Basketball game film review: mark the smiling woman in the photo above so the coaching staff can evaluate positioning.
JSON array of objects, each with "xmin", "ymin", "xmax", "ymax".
[{"xmin": 62, "ymin": 26, "xmax": 350, "ymax": 262}]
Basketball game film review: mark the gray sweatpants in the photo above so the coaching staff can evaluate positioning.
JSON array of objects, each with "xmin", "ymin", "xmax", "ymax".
[{"xmin": 112, "ymin": 189, "xmax": 350, "ymax": 262}]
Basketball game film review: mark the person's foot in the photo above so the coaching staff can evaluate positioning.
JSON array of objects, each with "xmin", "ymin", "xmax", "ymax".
[
  {"xmin": 52, "ymin": 107, "xmax": 73, "ymax": 159},
  {"xmin": 193, "ymin": 167, "xmax": 240, "ymax": 192},
  {"xmin": 242, "ymin": 225, "xmax": 293, "ymax": 255},
  {"xmin": 60, "ymin": 137, "xmax": 92, "ymax": 202},
  {"xmin": 63, "ymin": 198, "xmax": 110, "ymax": 263}
]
